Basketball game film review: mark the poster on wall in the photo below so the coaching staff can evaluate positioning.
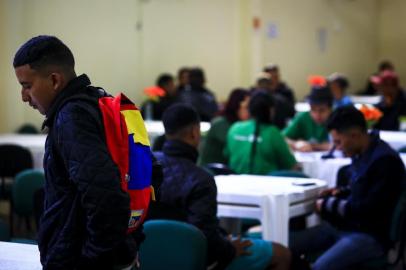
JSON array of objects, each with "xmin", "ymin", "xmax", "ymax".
[{"xmin": 267, "ymin": 22, "xmax": 279, "ymax": 40}]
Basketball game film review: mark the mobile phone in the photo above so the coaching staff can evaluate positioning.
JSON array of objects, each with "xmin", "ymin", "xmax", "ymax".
[{"xmin": 292, "ymin": 182, "xmax": 316, "ymax": 186}]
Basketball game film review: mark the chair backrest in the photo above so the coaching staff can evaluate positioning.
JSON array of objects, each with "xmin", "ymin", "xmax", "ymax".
[
  {"xmin": 398, "ymin": 146, "xmax": 406, "ymax": 153},
  {"xmin": 0, "ymin": 218, "xmax": 10, "ymax": 241},
  {"xmin": 390, "ymin": 190, "xmax": 406, "ymax": 240},
  {"xmin": 0, "ymin": 144, "xmax": 33, "ymax": 177},
  {"xmin": 12, "ymin": 169, "xmax": 45, "ymax": 217},
  {"xmin": 268, "ymin": 170, "xmax": 310, "ymax": 178},
  {"xmin": 140, "ymin": 220, "xmax": 207, "ymax": 270},
  {"xmin": 389, "ymin": 189, "xmax": 406, "ymax": 267},
  {"xmin": 16, "ymin": 123, "xmax": 39, "ymax": 134}
]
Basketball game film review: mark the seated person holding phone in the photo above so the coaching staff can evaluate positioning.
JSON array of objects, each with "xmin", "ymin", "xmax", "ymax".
[
  {"xmin": 289, "ymin": 106, "xmax": 406, "ymax": 270},
  {"xmin": 283, "ymin": 82, "xmax": 333, "ymax": 152}
]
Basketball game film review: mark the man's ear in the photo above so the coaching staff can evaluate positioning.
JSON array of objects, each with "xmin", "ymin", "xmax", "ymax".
[
  {"xmin": 191, "ymin": 124, "xmax": 200, "ymax": 140},
  {"xmin": 349, "ymin": 129, "xmax": 361, "ymax": 140},
  {"xmin": 50, "ymin": 72, "xmax": 65, "ymax": 92}
]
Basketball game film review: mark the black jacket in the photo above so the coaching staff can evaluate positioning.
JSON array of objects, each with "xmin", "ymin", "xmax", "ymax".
[
  {"xmin": 374, "ymin": 90, "xmax": 406, "ymax": 131},
  {"xmin": 148, "ymin": 140, "xmax": 235, "ymax": 269},
  {"xmin": 141, "ymin": 95, "xmax": 179, "ymax": 120},
  {"xmin": 40, "ymin": 74, "xmax": 139, "ymax": 270},
  {"xmin": 273, "ymin": 82, "xmax": 296, "ymax": 106},
  {"xmin": 320, "ymin": 131, "xmax": 406, "ymax": 248},
  {"xmin": 178, "ymin": 86, "xmax": 218, "ymax": 122}
]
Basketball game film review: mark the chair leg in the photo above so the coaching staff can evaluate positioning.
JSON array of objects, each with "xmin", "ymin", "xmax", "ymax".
[
  {"xmin": 0, "ymin": 178, "xmax": 4, "ymax": 199},
  {"xmin": 9, "ymin": 199, "xmax": 13, "ymax": 237},
  {"xmin": 25, "ymin": 216, "xmax": 31, "ymax": 234}
]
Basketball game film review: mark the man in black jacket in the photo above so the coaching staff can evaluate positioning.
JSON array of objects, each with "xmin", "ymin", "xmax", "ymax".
[
  {"xmin": 13, "ymin": 35, "xmax": 140, "ymax": 270},
  {"xmin": 290, "ymin": 106, "xmax": 406, "ymax": 270},
  {"xmin": 148, "ymin": 104, "xmax": 291, "ymax": 270},
  {"xmin": 178, "ymin": 68, "xmax": 218, "ymax": 122},
  {"xmin": 371, "ymin": 70, "xmax": 406, "ymax": 131}
]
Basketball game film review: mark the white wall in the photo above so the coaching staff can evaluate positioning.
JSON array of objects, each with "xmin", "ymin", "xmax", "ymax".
[
  {"xmin": 0, "ymin": 1, "xmax": 7, "ymax": 130},
  {"xmin": 0, "ymin": 0, "xmax": 250, "ymax": 132},
  {"xmin": 0, "ymin": 0, "xmax": 144, "ymax": 132},
  {"xmin": 379, "ymin": 0, "xmax": 406, "ymax": 86},
  {"xmin": 261, "ymin": 0, "xmax": 380, "ymax": 99},
  {"xmin": 136, "ymin": 0, "xmax": 250, "ymax": 100},
  {"xmin": 0, "ymin": 0, "xmax": 404, "ymax": 132}
]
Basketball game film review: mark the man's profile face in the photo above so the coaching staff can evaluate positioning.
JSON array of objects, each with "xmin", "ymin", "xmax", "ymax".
[
  {"xmin": 310, "ymin": 104, "xmax": 332, "ymax": 125},
  {"xmin": 330, "ymin": 81, "xmax": 343, "ymax": 99},
  {"xmin": 330, "ymin": 129, "xmax": 359, "ymax": 157},
  {"xmin": 164, "ymin": 80, "xmax": 176, "ymax": 96},
  {"xmin": 269, "ymin": 69, "xmax": 279, "ymax": 82},
  {"xmin": 179, "ymin": 71, "xmax": 189, "ymax": 86},
  {"xmin": 15, "ymin": 64, "xmax": 58, "ymax": 115}
]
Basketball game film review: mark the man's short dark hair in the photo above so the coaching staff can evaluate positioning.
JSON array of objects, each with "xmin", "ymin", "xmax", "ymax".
[
  {"xmin": 177, "ymin": 67, "xmax": 189, "ymax": 78},
  {"xmin": 263, "ymin": 63, "xmax": 279, "ymax": 73},
  {"xmin": 13, "ymin": 35, "xmax": 75, "ymax": 75},
  {"xmin": 162, "ymin": 104, "xmax": 200, "ymax": 135},
  {"xmin": 328, "ymin": 73, "xmax": 349, "ymax": 90},
  {"xmin": 156, "ymin": 74, "xmax": 174, "ymax": 88},
  {"xmin": 189, "ymin": 68, "xmax": 205, "ymax": 87},
  {"xmin": 378, "ymin": 60, "xmax": 394, "ymax": 72},
  {"xmin": 307, "ymin": 86, "xmax": 333, "ymax": 107},
  {"xmin": 326, "ymin": 105, "xmax": 367, "ymax": 133},
  {"xmin": 249, "ymin": 90, "xmax": 274, "ymax": 124}
]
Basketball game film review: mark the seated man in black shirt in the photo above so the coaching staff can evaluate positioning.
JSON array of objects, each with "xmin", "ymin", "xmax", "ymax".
[
  {"xmin": 178, "ymin": 68, "xmax": 218, "ymax": 122},
  {"xmin": 371, "ymin": 70, "xmax": 406, "ymax": 131},
  {"xmin": 290, "ymin": 106, "xmax": 406, "ymax": 270},
  {"xmin": 148, "ymin": 104, "xmax": 291, "ymax": 270},
  {"xmin": 141, "ymin": 73, "xmax": 179, "ymax": 120}
]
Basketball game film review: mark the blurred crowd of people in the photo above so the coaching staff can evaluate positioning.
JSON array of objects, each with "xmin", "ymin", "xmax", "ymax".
[{"xmin": 141, "ymin": 61, "xmax": 406, "ymax": 174}]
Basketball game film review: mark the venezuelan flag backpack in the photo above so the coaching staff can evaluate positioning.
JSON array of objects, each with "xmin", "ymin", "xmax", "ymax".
[{"xmin": 98, "ymin": 93, "xmax": 155, "ymax": 233}]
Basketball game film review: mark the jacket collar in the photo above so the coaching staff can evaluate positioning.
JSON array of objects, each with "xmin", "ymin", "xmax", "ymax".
[
  {"xmin": 352, "ymin": 129, "xmax": 380, "ymax": 163},
  {"xmin": 43, "ymin": 74, "xmax": 91, "ymax": 128},
  {"xmin": 162, "ymin": 140, "xmax": 198, "ymax": 163}
]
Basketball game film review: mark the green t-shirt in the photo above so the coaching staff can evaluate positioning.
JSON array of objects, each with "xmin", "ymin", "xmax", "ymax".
[
  {"xmin": 225, "ymin": 120, "xmax": 296, "ymax": 175},
  {"xmin": 282, "ymin": 111, "xmax": 329, "ymax": 143},
  {"xmin": 199, "ymin": 116, "xmax": 231, "ymax": 166}
]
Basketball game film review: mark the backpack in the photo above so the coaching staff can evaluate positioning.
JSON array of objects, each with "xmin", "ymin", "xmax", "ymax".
[{"xmin": 98, "ymin": 93, "xmax": 155, "ymax": 233}]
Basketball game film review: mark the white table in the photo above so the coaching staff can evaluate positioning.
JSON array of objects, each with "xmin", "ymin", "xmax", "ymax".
[
  {"xmin": 215, "ymin": 174, "xmax": 327, "ymax": 245},
  {"xmin": 144, "ymin": 121, "xmax": 210, "ymax": 144},
  {"xmin": 0, "ymin": 121, "xmax": 211, "ymax": 169},
  {"xmin": 0, "ymin": 241, "xmax": 41, "ymax": 270},
  {"xmin": 379, "ymin": 131, "xmax": 406, "ymax": 151},
  {"xmin": 295, "ymin": 152, "xmax": 351, "ymax": 187},
  {"xmin": 294, "ymin": 102, "xmax": 310, "ymax": 112},
  {"xmin": 295, "ymin": 96, "xmax": 381, "ymax": 113},
  {"xmin": 350, "ymin": 95, "xmax": 381, "ymax": 105},
  {"xmin": 296, "ymin": 152, "xmax": 406, "ymax": 187}
]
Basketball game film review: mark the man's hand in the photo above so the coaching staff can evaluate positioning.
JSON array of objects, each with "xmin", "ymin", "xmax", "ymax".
[
  {"xmin": 319, "ymin": 188, "xmax": 339, "ymax": 198},
  {"xmin": 229, "ymin": 236, "xmax": 252, "ymax": 257},
  {"xmin": 294, "ymin": 141, "xmax": 313, "ymax": 152},
  {"xmin": 315, "ymin": 198, "xmax": 324, "ymax": 213}
]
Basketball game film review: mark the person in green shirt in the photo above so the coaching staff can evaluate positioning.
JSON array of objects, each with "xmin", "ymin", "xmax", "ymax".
[
  {"xmin": 225, "ymin": 91, "xmax": 297, "ymax": 175},
  {"xmin": 283, "ymin": 85, "xmax": 333, "ymax": 152},
  {"xmin": 199, "ymin": 89, "xmax": 250, "ymax": 165}
]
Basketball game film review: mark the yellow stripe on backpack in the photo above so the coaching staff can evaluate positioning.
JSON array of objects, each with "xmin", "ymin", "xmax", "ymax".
[{"xmin": 121, "ymin": 109, "xmax": 150, "ymax": 147}]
